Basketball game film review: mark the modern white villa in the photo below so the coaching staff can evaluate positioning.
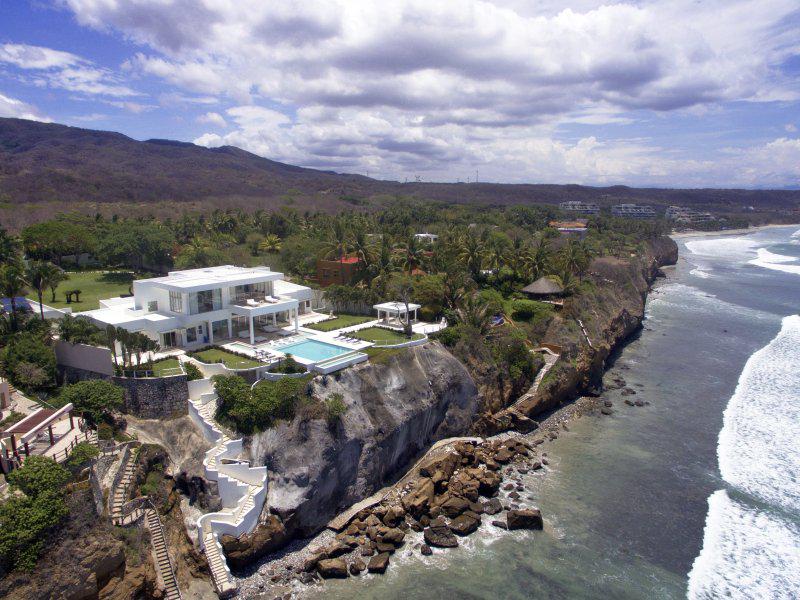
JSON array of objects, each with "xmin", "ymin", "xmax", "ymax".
[{"xmin": 78, "ymin": 265, "xmax": 313, "ymax": 348}]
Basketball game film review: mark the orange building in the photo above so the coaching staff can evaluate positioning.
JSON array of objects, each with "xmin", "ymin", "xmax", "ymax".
[{"xmin": 316, "ymin": 256, "xmax": 362, "ymax": 287}]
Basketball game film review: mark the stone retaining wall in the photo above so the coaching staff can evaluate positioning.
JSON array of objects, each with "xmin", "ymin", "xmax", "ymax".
[{"xmin": 113, "ymin": 374, "xmax": 189, "ymax": 419}]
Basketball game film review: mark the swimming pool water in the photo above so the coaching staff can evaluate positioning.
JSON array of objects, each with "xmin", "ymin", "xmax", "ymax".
[{"xmin": 276, "ymin": 339, "xmax": 351, "ymax": 362}]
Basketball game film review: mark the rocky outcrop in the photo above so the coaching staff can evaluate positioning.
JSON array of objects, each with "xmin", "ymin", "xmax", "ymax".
[
  {"xmin": 248, "ymin": 342, "xmax": 479, "ymax": 538},
  {"xmin": 220, "ymin": 515, "xmax": 289, "ymax": 570},
  {"xmin": 482, "ymin": 236, "xmax": 677, "ymax": 429}
]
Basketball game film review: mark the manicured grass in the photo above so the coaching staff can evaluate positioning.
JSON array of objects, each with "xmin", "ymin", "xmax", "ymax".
[
  {"xmin": 352, "ymin": 326, "xmax": 423, "ymax": 345},
  {"xmin": 45, "ymin": 270, "xmax": 135, "ymax": 310},
  {"xmin": 190, "ymin": 348, "xmax": 264, "ymax": 369},
  {"xmin": 305, "ymin": 314, "xmax": 374, "ymax": 332},
  {"xmin": 149, "ymin": 358, "xmax": 183, "ymax": 377},
  {"xmin": 364, "ymin": 346, "xmax": 408, "ymax": 364}
]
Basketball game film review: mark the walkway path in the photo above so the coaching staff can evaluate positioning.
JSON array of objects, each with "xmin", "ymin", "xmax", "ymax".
[
  {"xmin": 187, "ymin": 378, "xmax": 268, "ymax": 597},
  {"xmin": 108, "ymin": 445, "xmax": 182, "ymax": 599},
  {"xmin": 509, "ymin": 349, "xmax": 560, "ymax": 411}
]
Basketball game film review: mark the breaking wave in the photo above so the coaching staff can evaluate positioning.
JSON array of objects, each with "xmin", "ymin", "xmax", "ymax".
[
  {"xmin": 688, "ymin": 315, "xmax": 800, "ymax": 599},
  {"xmin": 749, "ymin": 248, "xmax": 800, "ymax": 276}
]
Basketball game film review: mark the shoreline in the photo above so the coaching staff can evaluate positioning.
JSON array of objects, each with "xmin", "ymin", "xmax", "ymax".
[{"xmin": 671, "ymin": 222, "xmax": 799, "ymax": 240}]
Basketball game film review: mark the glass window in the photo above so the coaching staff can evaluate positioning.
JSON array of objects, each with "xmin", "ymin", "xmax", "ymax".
[
  {"xmin": 186, "ymin": 327, "xmax": 197, "ymax": 343},
  {"xmin": 147, "ymin": 300, "xmax": 158, "ymax": 312},
  {"xmin": 169, "ymin": 291, "xmax": 183, "ymax": 313},
  {"xmin": 189, "ymin": 288, "xmax": 222, "ymax": 314}
]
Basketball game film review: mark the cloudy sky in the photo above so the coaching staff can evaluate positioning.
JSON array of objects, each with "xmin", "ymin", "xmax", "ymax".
[{"xmin": 1, "ymin": 1, "xmax": 799, "ymax": 188}]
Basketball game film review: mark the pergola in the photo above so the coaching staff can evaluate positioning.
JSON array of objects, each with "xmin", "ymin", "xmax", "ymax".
[
  {"xmin": 373, "ymin": 301, "xmax": 421, "ymax": 326},
  {"xmin": 1, "ymin": 403, "xmax": 76, "ymax": 460}
]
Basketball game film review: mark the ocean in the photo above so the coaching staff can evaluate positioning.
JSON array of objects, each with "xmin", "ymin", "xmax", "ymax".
[{"xmin": 305, "ymin": 225, "xmax": 800, "ymax": 600}]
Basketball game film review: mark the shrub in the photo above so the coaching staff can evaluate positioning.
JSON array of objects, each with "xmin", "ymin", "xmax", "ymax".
[
  {"xmin": 183, "ymin": 362, "xmax": 203, "ymax": 381},
  {"xmin": 66, "ymin": 442, "xmax": 100, "ymax": 471},
  {"xmin": 510, "ymin": 299, "xmax": 542, "ymax": 321},
  {"xmin": 140, "ymin": 471, "xmax": 162, "ymax": 497},
  {"xmin": 325, "ymin": 393, "xmax": 347, "ymax": 425},
  {"xmin": 7, "ymin": 455, "xmax": 70, "ymax": 499},
  {"xmin": 56, "ymin": 379, "xmax": 124, "ymax": 427},
  {"xmin": 213, "ymin": 374, "xmax": 308, "ymax": 433},
  {"xmin": 434, "ymin": 325, "xmax": 462, "ymax": 347},
  {"xmin": 1, "ymin": 331, "xmax": 56, "ymax": 392},
  {"xmin": 478, "ymin": 288, "xmax": 505, "ymax": 315},
  {"xmin": 0, "ymin": 492, "xmax": 69, "ymax": 571},
  {"xmin": 273, "ymin": 355, "xmax": 305, "ymax": 374},
  {"xmin": 97, "ymin": 422, "xmax": 114, "ymax": 440}
]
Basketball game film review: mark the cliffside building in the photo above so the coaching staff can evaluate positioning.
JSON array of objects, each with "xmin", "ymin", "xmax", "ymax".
[
  {"xmin": 611, "ymin": 203, "xmax": 657, "ymax": 219},
  {"xmin": 78, "ymin": 265, "xmax": 313, "ymax": 347},
  {"xmin": 315, "ymin": 255, "xmax": 363, "ymax": 287},
  {"xmin": 559, "ymin": 201, "xmax": 600, "ymax": 215}
]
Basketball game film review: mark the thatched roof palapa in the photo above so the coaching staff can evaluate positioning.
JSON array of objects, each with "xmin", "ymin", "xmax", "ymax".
[{"xmin": 521, "ymin": 276, "xmax": 564, "ymax": 296}]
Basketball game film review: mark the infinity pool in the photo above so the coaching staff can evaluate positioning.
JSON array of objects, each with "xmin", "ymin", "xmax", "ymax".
[{"xmin": 276, "ymin": 338, "xmax": 351, "ymax": 362}]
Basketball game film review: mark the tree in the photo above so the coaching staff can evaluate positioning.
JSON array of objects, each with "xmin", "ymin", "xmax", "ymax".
[
  {"xmin": 258, "ymin": 234, "xmax": 282, "ymax": 254},
  {"xmin": 174, "ymin": 238, "xmax": 226, "ymax": 269},
  {"xmin": 1, "ymin": 331, "xmax": 56, "ymax": 391},
  {"xmin": 47, "ymin": 268, "xmax": 69, "ymax": 303},
  {"xmin": 321, "ymin": 220, "xmax": 351, "ymax": 285},
  {"xmin": 25, "ymin": 261, "xmax": 61, "ymax": 320},
  {"xmin": 57, "ymin": 380, "xmax": 124, "ymax": 426},
  {"xmin": 57, "ymin": 315, "xmax": 104, "ymax": 345},
  {"xmin": 0, "ymin": 226, "xmax": 19, "ymax": 263},
  {"xmin": 0, "ymin": 491, "xmax": 69, "ymax": 571},
  {"xmin": 388, "ymin": 275, "xmax": 415, "ymax": 337},
  {"xmin": 458, "ymin": 232, "xmax": 485, "ymax": 279},
  {"xmin": 0, "ymin": 261, "xmax": 28, "ymax": 331},
  {"xmin": 7, "ymin": 456, "xmax": 70, "ymax": 498},
  {"xmin": 20, "ymin": 221, "xmax": 93, "ymax": 264},
  {"xmin": 455, "ymin": 293, "xmax": 493, "ymax": 334},
  {"xmin": 559, "ymin": 240, "xmax": 591, "ymax": 282},
  {"xmin": 399, "ymin": 234, "xmax": 424, "ymax": 274},
  {"xmin": 525, "ymin": 238, "xmax": 551, "ymax": 281}
]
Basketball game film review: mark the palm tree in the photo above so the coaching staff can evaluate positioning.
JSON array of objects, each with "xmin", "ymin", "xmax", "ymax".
[
  {"xmin": 455, "ymin": 293, "xmax": 492, "ymax": 334},
  {"xmin": 106, "ymin": 325, "xmax": 119, "ymax": 367},
  {"xmin": 350, "ymin": 229, "xmax": 376, "ymax": 281},
  {"xmin": 0, "ymin": 261, "xmax": 28, "ymax": 331},
  {"xmin": 458, "ymin": 232, "xmax": 485, "ymax": 279},
  {"xmin": 400, "ymin": 235, "xmax": 424, "ymax": 274},
  {"xmin": 321, "ymin": 220, "xmax": 351, "ymax": 285},
  {"xmin": 525, "ymin": 238, "xmax": 551, "ymax": 281},
  {"xmin": 259, "ymin": 234, "xmax": 282, "ymax": 254},
  {"xmin": 560, "ymin": 240, "xmax": 591, "ymax": 282},
  {"xmin": 25, "ymin": 261, "xmax": 63, "ymax": 320}
]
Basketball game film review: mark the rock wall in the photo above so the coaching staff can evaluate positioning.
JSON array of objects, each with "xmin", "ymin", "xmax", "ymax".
[
  {"xmin": 113, "ymin": 374, "xmax": 189, "ymax": 419},
  {"xmin": 248, "ymin": 342, "xmax": 479, "ymax": 537}
]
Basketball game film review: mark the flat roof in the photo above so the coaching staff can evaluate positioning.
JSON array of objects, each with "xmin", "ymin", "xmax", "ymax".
[
  {"xmin": 374, "ymin": 301, "xmax": 422, "ymax": 312},
  {"xmin": 135, "ymin": 265, "xmax": 284, "ymax": 292}
]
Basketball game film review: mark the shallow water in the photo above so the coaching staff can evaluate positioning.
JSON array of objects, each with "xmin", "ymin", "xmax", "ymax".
[{"xmin": 307, "ymin": 226, "xmax": 800, "ymax": 600}]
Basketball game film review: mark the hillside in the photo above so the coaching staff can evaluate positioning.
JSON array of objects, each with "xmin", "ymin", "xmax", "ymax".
[{"xmin": 1, "ymin": 118, "xmax": 799, "ymax": 226}]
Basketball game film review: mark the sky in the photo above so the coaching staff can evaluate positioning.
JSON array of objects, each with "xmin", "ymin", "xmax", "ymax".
[{"xmin": 0, "ymin": 1, "xmax": 799, "ymax": 188}]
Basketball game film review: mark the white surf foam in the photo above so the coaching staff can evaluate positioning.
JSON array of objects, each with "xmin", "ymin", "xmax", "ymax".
[
  {"xmin": 687, "ymin": 490, "xmax": 800, "ymax": 600},
  {"xmin": 749, "ymin": 248, "xmax": 800, "ymax": 276},
  {"xmin": 718, "ymin": 314, "xmax": 800, "ymax": 511},
  {"xmin": 689, "ymin": 267, "xmax": 710, "ymax": 279},
  {"xmin": 684, "ymin": 237, "xmax": 758, "ymax": 259}
]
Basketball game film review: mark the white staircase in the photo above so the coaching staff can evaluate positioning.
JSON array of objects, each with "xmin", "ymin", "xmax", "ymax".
[{"xmin": 187, "ymin": 379, "xmax": 268, "ymax": 597}]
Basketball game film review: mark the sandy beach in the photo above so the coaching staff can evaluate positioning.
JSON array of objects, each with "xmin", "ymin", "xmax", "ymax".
[{"xmin": 671, "ymin": 223, "xmax": 799, "ymax": 239}]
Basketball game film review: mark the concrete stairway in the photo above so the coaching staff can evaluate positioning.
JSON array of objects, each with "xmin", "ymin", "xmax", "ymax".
[
  {"xmin": 110, "ymin": 447, "xmax": 139, "ymax": 525},
  {"xmin": 145, "ymin": 507, "xmax": 182, "ymax": 600},
  {"xmin": 187, "ymin": 378, "xmax": 268, "ymax": 597}
]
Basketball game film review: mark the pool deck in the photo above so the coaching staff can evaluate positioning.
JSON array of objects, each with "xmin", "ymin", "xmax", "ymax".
[{"xmin": 221, "ymin": 332, "xmax": 372, "ymax": 367}]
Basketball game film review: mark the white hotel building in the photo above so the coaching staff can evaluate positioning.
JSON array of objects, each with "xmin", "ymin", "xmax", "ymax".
[{"xmin": 78, "ymin": 266, "xmax": 313, "ymax": 348}]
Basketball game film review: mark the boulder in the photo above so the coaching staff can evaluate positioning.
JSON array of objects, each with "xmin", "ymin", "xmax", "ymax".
[
  {"xmin": 438, "ymin": 494, "xmax": 470, "ymax": 518},
  {"xmin": 507, "ymin": 508, "xmax": 543, "ymax": 530},
  {"xmin": 381, "ymin": 528, "xmax": 406, "ymax": 546},
  {"xmin": 401, "ymin": 477, "xmax": 435, "ymax": 518},
  {"xmin": 420, "ymin": 544, "xmax": 432, "ymax": 556},
  {"xmin": 423, "ymin": 524, "xmax": 459, "ymax": 548},
  {"xmin": 317, "ymin": 558, "xmax": 348, "ymax": 579},
  {"xmin": 491, "ymin": 520, "xmax": 508, "ymax": 530},
  {"xmin": 483, "ymin": 497, "xmax": 502, "ymax": 515},
  {"xmin": 449, "ymin": 512, "xmax": 481, "ymax": 536},
  {"xmin": 383, "ymin": 505, "xmax": 406, "ymax": 527},
  {"xmin": 349, "ymin": 559, "xmax": 366, "ymax": 575},
  {"xmin": 367, "ymin": 552, "xmax": 391, "ymax": 574},
  {"xmin": 221, "ymin": 515, "xmax": 289, "ymax": 570}
]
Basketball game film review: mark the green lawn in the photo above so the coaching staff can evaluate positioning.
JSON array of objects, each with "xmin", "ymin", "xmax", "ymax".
[
  {"xmin": 149, "ymin": 358, "xmax": 183, "ymax": 377},
  {"xmin": 305, "ymin": 314, "xmax": 374, "ymax": 332},
  {"xmin": 189, "ymin": 348, "xmax": 264, "ymax": 369},
  {"xmin": 352, "ymin": 326, "xmax": 423, "ymax": 345},
  {"xmin": 44, "ymin": 270, "xmax": 135, "ymax": 310}
]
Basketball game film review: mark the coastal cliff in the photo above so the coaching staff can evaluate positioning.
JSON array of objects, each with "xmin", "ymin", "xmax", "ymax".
[
  {"xmin": 247, "ymin": 343, "xmax": 479, "ymax": 538},
  {"xmin": 505, "ymin": 235, "xmax": 678, "ymax": 421}
]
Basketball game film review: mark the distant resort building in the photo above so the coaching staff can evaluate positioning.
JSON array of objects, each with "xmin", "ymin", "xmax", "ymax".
[
  {"xmin": 548, "ymin": 219, "xmax": 588, "ymax": 237},
  {"xmin": 78, "ymin": 265, "xmax": 313, "ymax": 347},
  {"xmin": 611, "ymin": 203, "xmax": 657, "ymax": 219},
  {"xmin": 559, "ymin": 201, "xmax": 600, "ymax": 215},
  {"xmin": 414, "ymin": 232, "xmax": 439, "ymax": 243},
  {"xmin": 665, "ymin": 206, "xmax": 715, "ymax": 224},
  {"xmin": 316, "ymin": 255, "xmax": 363, "ymax": 287}
]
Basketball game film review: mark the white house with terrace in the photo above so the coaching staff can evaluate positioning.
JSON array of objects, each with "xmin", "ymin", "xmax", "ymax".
[{"xmin": 77, "ymin": 265, "xmax": 313, "ymax": 348}]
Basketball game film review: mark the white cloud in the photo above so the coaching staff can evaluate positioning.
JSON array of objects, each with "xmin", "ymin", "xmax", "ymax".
[
  {"xmin": 196, "ymin": 111, "xmax": 227, "ymax": 127},
  {"xmin": 0, "ymin": 42, "xmax": 140, "ymax": 97},
  {"xmin": 57, "ymin": 1, "xmax": 800, "ymax": 185},
  {"xmin": 786, "ymin": 123, "xmax": 798, "ymax": 133},
  {"xmin": 0, "ymin": 91, "xmax": 48, "ymax": 121}
]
